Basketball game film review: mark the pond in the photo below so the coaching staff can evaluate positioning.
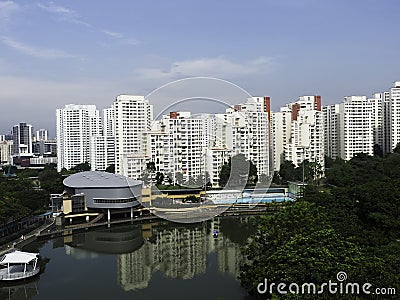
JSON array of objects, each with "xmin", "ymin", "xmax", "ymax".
[{"xmin": 1, "ymin": 217, "xmax": 259, "ymax": 300}]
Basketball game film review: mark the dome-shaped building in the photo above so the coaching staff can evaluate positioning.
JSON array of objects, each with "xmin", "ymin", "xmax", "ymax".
[{"xmin": 63, "ymin": 171, "xmax": 142, "ymax": 210}]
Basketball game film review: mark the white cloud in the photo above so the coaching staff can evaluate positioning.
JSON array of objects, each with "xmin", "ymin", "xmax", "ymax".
[
  {"xmin": 0, "ymin": 1, "xmax": 19, "ymax": 24},
  {"xmin": 36, "ymin": 2, "xmax": 91, "ymax": 27},
  {"xmin": 1, "ymin": 36, "xmax": 78, "ymax": 59},
  {"xmin": 37, "ymin": 3, "xmax": 140, "ymax": 46},
  {"xmin": 136, "ymin": 56, "xmax": 274, "ymax": 80},
  {"xmin": 102, "ymin": 29, "xmax": 141, "ymax": 46},
  {"xmin": 103, "ymin": 30, "xmax": 123, "ymax": 39}
]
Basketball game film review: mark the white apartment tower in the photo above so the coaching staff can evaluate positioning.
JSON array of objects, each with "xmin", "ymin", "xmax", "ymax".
[
  {"xmin": 273, "ymin": 96, "xmax": 324, "ymax": 170},
  {"xmin": 271, "ymin": 108, "xmax": 292, "ymax": 170},
  {"xmin": 56, "ymin": 104, "xmax": 99, "ymax": 172},
  {"xmin": 113, "ymin": 95, "xmax": 153, "ymax": 179},
  {"xmin": 103, "ymin": 107, "xmax": 116, "ymax": 169},
  {"xmin": 389, "ymin": 81, "xmax": 400, "ymax": 151},
  {"xmin": 214, "ymin": 97, "xmax": 270, "ymax": 181},
  {"xmin": 145, "ymin": 111, "xmax": 204, "ymax": 185},
  {"xmin": 323, "ymin": 104, "xmax": 340, "ymax": 159},
  {"xmin": 89, "ymin": 107, "xmax": 116, "ymax": 171},
  {"xmin": 338, "ymin": 96, "xmax": 374, "ymax": 160}
]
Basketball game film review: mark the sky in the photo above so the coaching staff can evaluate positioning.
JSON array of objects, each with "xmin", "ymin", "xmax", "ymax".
[{"xmin": 1, "ymin": 0, "xmax": 400, "ymax": 137}]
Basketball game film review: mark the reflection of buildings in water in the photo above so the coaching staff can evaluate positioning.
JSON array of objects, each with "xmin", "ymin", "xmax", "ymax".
[
  {"xmin": 118, "ymin": 219, "xmax": 245, "ymax": 291},
  {"xmin": 216, "ymin": 238, "xmax": 243, "ymax": 278},
  {"xmin": 153, "ymin": 226, "xmax": 209, "ymax": 280},
  {"xmin": 213, "ymin": 219, "xmax": 245, "ymax": 279},
  {"xmin": 119, "ymin": 223, "xmax": 210, "ymax": 291},
  {"xmin": 65, "ymin": 244, "xmax": 100, "ymax": 260},
  {"xmin": 118, "ymin": 243, "xmax": 153, "ymax": 291}
]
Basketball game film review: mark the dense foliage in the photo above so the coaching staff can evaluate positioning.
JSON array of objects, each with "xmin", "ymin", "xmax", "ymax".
[
  {"xmin": 272, "ymin": 159, "xmax": 323, "ymax": 185},
  {"xmin": 0, "ymin": 164, "xmax": 64, "ymax": 225},
  {"xmin": 240, "ymin": 152, "xmax": 400, "ymax": 298},
  {"xmin": 219, "ymin": 154, "xmax": 258, "ymax": 187}
]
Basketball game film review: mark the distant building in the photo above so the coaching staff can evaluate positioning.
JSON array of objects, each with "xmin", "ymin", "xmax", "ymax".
[
  {"xmin": 145, "ymin": 111, "xmax": 204, "ymax": 184},
  {"xmin": 0, "ymin": 140, "xmax": 13, "ymax": 164},
  {"xmin": 271, "ymin": 107, "xmax": 292, "ymax": 170},
  {"xmin": 339, "ymin": 96, "xmax": 375, "ymax": 160},
  {"xmin": 113, "ymin": 95, "xmax": 153, "ymax": 179},
  {"xmin": 33, "ymin": 139, "xmax": 57, "ymax": 157},
  {"xmin": 56, "ymin": 104, "xmax": 99, "ymax": 172},
  {"xmin": 272, "ymin": 96, "xmax": 324, "ymax": 170},
  {"xmin": 12, "ymin": 122, "xmax": 33, "ymax": 157},
  {"xmin": 389, "ymin": 81, "xmax": 400, "ymax": 151},
  {"xmin": 35, "ymin": 129, "xmax": 48, "ymax": 141},
  {"xmin": 323, "ymin": 94, "xmax": 385, "ymax": 160},
  {"xmin": 322, "ymin": 104, "xmax": 340, "ymax": 159},
  {"xmin": 214, "ymin": 97, "xmax": 271, "ymax": 182}
]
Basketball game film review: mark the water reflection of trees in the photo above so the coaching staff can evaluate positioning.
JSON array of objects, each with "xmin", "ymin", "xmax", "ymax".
[{"xmin": 118, "ymin": 217, "xmax": 255, "ymax": 292}]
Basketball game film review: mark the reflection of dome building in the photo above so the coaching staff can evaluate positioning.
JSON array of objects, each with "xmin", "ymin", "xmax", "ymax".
[
  {"xmin": 63, "ymin": 171, "xmax": 142, "ymax": 209},
  {"xmin": 66, "ymin": 225, "xmax": 144, "ymax": 256}
]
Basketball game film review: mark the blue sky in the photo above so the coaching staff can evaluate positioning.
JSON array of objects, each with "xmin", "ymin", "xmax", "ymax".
[{"xmin": 1, "ymin": 0, "xmax": 400, "ymax": 136}]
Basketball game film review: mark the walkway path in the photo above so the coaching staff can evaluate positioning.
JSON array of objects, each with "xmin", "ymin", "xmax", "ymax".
[{"xmin": 0, "ymin": 219, "xmax": 55, "ymax": 256}]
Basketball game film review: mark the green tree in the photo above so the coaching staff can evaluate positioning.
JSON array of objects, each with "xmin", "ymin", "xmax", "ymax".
[
  {"xmin": 218, "ymin": 154, "xmax": 257, "ymax": 188},
  {"xmin": 39, "ymin": 164, "xmax": 64, "ymax": 193},
  {"xmin": 71, "ymin": 162, "xmax": 91, "ymax": 173},
  {"xmin": 105, "ymin": 164, "xmax": 115, "ymax": 173},
  {"xmin": 278, "ymin": 160, "xmax": 301, "ymax": 183},
  {"xmin": 175, "ymin": 172, "xmax": 184, "ymax": 185},
  {"xmin": 146, "ymin": 161, "xmax": 156, "ymax": 173},
  {"xmin": 155, "ymin": 172, "xmax": 164, "ymax": 185},
  {"xmin": 218, "ymin": 161, "xmax": 231, "ymax": 187}
]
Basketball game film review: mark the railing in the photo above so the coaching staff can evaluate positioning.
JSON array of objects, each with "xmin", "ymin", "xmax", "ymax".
[{"xmin": 0, "ymin": 267, "xmax": 40, "ymax": 281}]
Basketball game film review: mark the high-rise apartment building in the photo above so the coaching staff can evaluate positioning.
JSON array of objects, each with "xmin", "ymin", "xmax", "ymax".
[
  {"xmin": 88, "ymin": 107, "xmax": 115, "ymax": 172},
  {"xmin": 12, "ymin": 122, "xmax": 33, "ymax": 157},
  {"xmin": 323, "ymin": 104, "xmax": 340, "ymax": 159},
  {"xmin": 214, "ymin": 97, "xmax": 270, "ymax": 181},
  {"xmin": 389, "ymin": 81, "xmax": 400, "ymax": 151},
  {"xmin": 272, "ymin": 96, "xmax": 324, "ymax": 170},
  {"xmin": 338, "ymin": 96, "xmax": 374, "ymax": 160},
  {"xmin": 56, "ymin": 104, "xmax": 99, "ymax": 172},
  {"xmin": 113, "ymin": 95, "xmax": 153, "ymax": 179},
  {"xmin": 103, "ymin": 107, "xmax": 116, "ymax": 170},
  {"xmin": 144, "ymin": 111, "xmax": 204, "ymax": 184},
  {"xmin": 324, "ymin": 88, "xmax": 395, "ymax": 160},
  {"xmin": 271, "ymin": 108, "xmax": 292, "ymax": 170}
]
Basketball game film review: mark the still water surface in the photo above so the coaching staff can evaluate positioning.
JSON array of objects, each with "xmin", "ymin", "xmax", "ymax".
[{"xmin": 1, "ymin": 217, "xmax": 258, "ymax": 300}]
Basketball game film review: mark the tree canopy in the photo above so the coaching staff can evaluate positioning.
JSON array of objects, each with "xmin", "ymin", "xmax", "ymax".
[
  {"xmin": 240, "ymin": 151, "xmax": 400, "ymax": 298},
  {"xmin": 218, "ymin": 154, "xmax": 258, "ymax": 188}
]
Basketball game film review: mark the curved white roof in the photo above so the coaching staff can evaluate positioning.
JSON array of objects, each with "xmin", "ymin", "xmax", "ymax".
[
  {"xmin": 0, "ymin": 251, "xmax": 38, "ymax": 264},
  {"xmin": 63, "ymin": 171, "xmax": 142, "ymax": 189}
]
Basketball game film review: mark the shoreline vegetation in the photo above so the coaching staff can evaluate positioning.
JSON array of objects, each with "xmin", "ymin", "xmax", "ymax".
[{"xmin": 240, "ymin": 145, "xmax": 400, "ymax": 297}]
